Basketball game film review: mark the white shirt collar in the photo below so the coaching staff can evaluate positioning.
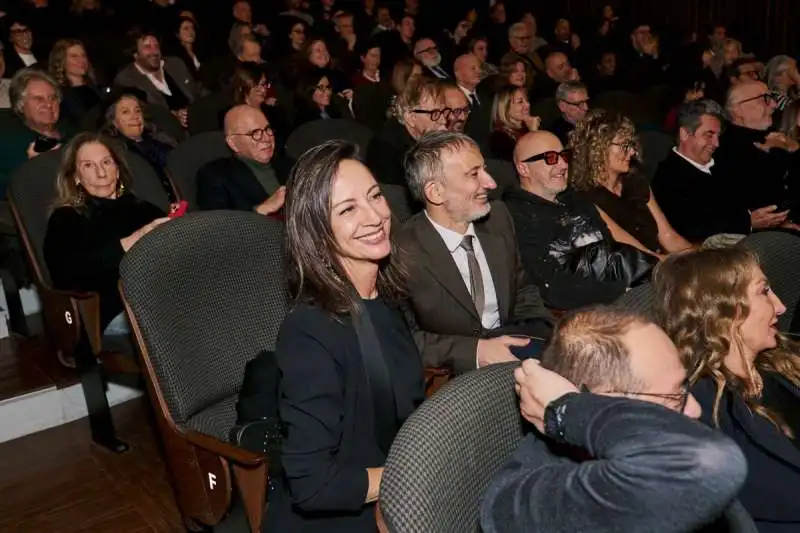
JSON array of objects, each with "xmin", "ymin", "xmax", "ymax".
[
  {"xmin": 458, "ymin": 84, "xmax": 475, "ymax": 98},
  {"xmin": 425, "ymin": 211, "xmax": 477, "ymax": 253},
  {"xmin": 672, "ymin": 147, "xmax": 714, "ymax": 174}
]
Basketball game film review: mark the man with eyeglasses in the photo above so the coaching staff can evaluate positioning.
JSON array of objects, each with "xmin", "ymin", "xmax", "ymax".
[
  {"xmin": 196, "ymin": 105, "xmax": 288, "ymax": 215},
  {"xmin": 413, "ymin": 37, "xmax": 449, "ymax": 79},
  {"xmin": 505, "ymin": 131, "xmax": 626, "ymax": 310},
  {"xmin": 481, "ymin": 306, "xmax": 750, "ymax": 533},
  {"xmin": 5, "ymin": 19, "xmax": 38, "ymax": 77},
  {"xmin": 442, "ymin": 83, "xmax": 470, "ymax": 133},
  {"xmin": 551, "ymin": 81, "xmax": 589, "ymax": 146},
  {"xmin": 715, "ymin": 80, "xmax": 800, "ymax": 230}
]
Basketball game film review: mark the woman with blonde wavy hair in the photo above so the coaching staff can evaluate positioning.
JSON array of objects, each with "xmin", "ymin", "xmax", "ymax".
[
  {"xmin": 654, "ymin": 247, "xmax": 800, "ymax": 532},
  {"xmin": 569, "ymin": 108, "xmax": 692, "ymax": 257}
]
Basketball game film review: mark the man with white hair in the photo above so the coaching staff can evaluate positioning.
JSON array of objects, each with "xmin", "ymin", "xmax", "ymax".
[{"xmin": 414, "ymin": 37, "xmax": 449, "ymax": 79}]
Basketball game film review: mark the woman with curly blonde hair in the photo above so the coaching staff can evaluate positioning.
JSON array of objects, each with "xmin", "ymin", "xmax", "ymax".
[
  {"xmin": 569, "ymin": 108, "xmax": 691, "ymax": 256},
  {"xmin": 654, "ymin": 247, "xmax": 800, "ymax": 532}
]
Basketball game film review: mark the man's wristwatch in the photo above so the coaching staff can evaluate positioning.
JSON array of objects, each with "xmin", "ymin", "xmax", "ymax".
[{"xmin": 543, "ymin": 392, "xmax": 579, "ymax": 443}]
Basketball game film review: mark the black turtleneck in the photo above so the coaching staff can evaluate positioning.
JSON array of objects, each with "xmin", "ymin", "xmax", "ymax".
[
  {"xmin": 714, "ymin": 123, "xmax": 800, "ymax": 216},
  {"xmin": 43, "ymin": 193, "xmax": 165, "ymax": 329}
]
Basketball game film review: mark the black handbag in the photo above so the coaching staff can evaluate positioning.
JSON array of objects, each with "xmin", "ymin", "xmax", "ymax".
[{"xmin": 561, "ymin": 240, "xmax": 655, "ymax": 287}]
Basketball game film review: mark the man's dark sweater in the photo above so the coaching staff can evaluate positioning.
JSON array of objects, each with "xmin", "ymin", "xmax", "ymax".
[
  {"xmin": 652, "ymin": 150, "xmax": 751, "ymax": 243},
  {"xmin": 480, "ymin": 393, "xmax": 749, "ymax": 533},
  {"xmin": 714, "ymin": 124, "xmax": 800, "ymax": 216}
]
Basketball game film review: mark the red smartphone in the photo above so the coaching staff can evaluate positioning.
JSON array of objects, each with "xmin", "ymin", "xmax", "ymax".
[{"xmin": 169, "ymin": 200, "xmax": 189, "ymax": 219}]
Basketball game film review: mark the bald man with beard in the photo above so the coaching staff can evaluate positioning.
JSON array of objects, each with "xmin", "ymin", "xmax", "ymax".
[{"xmin": 504, "ymin": 131, "xmax": 629, "ymax": 309}]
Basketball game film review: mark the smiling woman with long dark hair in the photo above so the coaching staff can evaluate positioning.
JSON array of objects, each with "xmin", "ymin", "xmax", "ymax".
[{"xmin": 265, "ymin": 140, "xmax": 424, "ymax": 533}]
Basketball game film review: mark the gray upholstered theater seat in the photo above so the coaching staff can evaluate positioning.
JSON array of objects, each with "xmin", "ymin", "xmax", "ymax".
[
  {"xmin": 739, "ymin": 230, "xmax": 800, "ymax": 333},
  {"xmin": 380, "ymin": 362, "xmax": 524, "ymax": 533}
]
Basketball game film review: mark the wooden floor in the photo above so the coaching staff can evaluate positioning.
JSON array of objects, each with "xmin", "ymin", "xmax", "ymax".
[{"xmin": 0, "ymin": 398, "xmax": 185, "ymax": 533}]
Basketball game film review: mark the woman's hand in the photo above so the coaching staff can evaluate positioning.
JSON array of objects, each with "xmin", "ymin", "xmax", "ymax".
[
  {"xmin": 120, "ymin": 217, "xmax": 170, "ymax": 252},
  {"xmin": 340, "ymin": 89, "xmax": 354, "ymax": 101},
  {"xmin": 523, "ymin": 115, "xmax": 541, "ymax": 132},
  {"xmin": 514, "ymin": 360, "xmax": 579, "ymax": 432}
]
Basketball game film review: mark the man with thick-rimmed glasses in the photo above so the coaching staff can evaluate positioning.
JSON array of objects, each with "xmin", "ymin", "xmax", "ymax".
[
  {"xmin": 551, "ymin": 80, "xmax": 589, "ymax": 146},
  {"xmin": 715, "ymin": 80, "xmax": 800, "ymax": 231},
  {"xmin": 196, "ymin": 105, "xmax": 289, "ymax": 215},
  {"xmin": 481, "ymin": 306, "xmax": 751, "ymax": 533}
]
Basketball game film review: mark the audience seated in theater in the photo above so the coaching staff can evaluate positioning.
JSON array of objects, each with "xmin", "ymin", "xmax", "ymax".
[
  {"xmin": 481, "ymin": 307, "xmax": 747, "ymax": 533},
  {"xmin": 293, "ymin": 68, "xmax": 345, "ymax": 126},
  {"xmin": 655, "ymin": 248, "xmax": 800, "ymax": 533},
  {"xmin": 265, "ymin": 140, "xmax": 423, "ymax": 533},
  {"xmin": 397, "ymin": 131, "xmax": 552, "ymax": 375},
  {"xmin": 330, "ymin": 11, "xmax": 359, "ymax": 73},
  {"xmin": 621, "ymin": 21, "xmax": 665, "ymax": 91},
  {"xmin": 43, "ymin": 133, "xmax": 170, "ymax": 335},
  {"xmin": 529, "ymin": 51, "xmax": 576, "ymax": 104},
  {"xmin": 365, "ymin": 76, "xmax": 446, "ymax": 186},
  {"xmin": 413, "ymin": 37, "xmax": 449, "ymax": 80},
  {"xmin": 114, "ymin": 27, "xmax": 202, "ymax": 129},
  {"xmin": 293, "ymin": 37, "xmax": 351, "ymax": 97},
  {"xmin": 569, "ymin": 109, "xmax": 692, "ymax": 257},
  {"xmin": 551, "ymin": 80, "xmax": 589, "ymax": 146},
  {"xmin": 764, "ymin": 55, "xmax": 799, "ymax": 118},
  {"xmin": 195, "ymin": 105, "xmax": 288, "ymax": 214},
  {"xmin": 166, "ymin": 16, "xmax": 206, "ymax": 83},
  {"xmin": 0, "ymin": 50, "xmax": 10, "ymax": 109},
  {"xmin": 493, "ymin": 56, "xmax": 532, "ymax": 93},
  {"xmin": 352, "ymin": 55, "xmax": 419, "ymax": 133},
  {"xmin": 653, "ymin": 99, "xmax": 792, "ymax": 243},
  {"xmin": 441, "ymin": 82, "xmax": 470, "ymax": 133},
  {"xmin": 102, "ymin": 87, "xmax": 177, "ymax": 201},
  {"xmin": 350, "ymin": 39, "xmax": 381, "ymax": 87},
  {"xmin": 229, "ymin": 61, "xmax": 291, "ymax": 147},
  {"xmin": 501, "ymin": 22, "xmax": 543, "ymax": 84},
  {"xmin": 715, "ymin": 80, "xmax": 800, "ymax": 226},
  {"xmin": 0, "ymin": 69, "xmax": 75, "ymax": 196},
  {"xmin": 506, "ymin": 131, "xmax": 630, "ymax": 310},
  {"xmin": 454, "ymin": 53, "xmax": 492, "ymax": 151},
  {"xmin": 48, "ymin": 38, "xmax": 102, "ymax": 129},
  {"xmin": 590, "ymin": 49, "xmax": 622, "ymax": 95},
  {"xmin": 4, "ymin": 17, "xmax": 40, "ymax": 78},
  {"xmin": 489, "ymin": 85, "xmax": 540, "ymax": 161},
  {"xmin": 376, "ymin": 13, "xmax": 415, "ymax": 76},
  {"xmin": 467, "ymin": 36, "xmax": 498, "ymax": 80}
]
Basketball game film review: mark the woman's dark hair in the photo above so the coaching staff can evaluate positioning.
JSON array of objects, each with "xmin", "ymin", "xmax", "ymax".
[
  {"xmin": 231, "ymin": 61, "xmax": 266, "ymax": 105},
  {"xmin": 296, "ymin": 67, "xmax": 331, "ymax": 109},
  {"xmin": 285, "ymin": 140, "xmax": 407, "ymax": 315}
]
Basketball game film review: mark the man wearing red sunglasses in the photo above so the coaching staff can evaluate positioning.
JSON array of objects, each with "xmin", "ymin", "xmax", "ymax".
[{"xmin": 504, "ymin": 131, "xmax": 628, "ymax": 310}]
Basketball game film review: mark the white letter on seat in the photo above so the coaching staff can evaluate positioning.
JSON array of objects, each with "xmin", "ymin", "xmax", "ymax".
[{"xmin": 208, "ymin": 472, "xmax": 217, "ymax": 490}]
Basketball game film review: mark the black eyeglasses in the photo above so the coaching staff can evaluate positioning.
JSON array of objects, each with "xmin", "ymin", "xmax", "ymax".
[
  {"xmin": 522, "ymin": 149, "xmax": 571, "ymax": 165},
  {"xmin": 415, "ymin": 45, "xmax": 437, "ymax": 55},
  {"xmin": 230, "ymin": 127, "xmax": 274, "ymax": 142},
  {"xmin": 445, "ymin": 105, "xmax": 471, "ymax": 119},
  {"xmin": 736, "ymin": 92, "xmax": 775, "ymax": 106},
  {"xmin": 583, "ymin": 379, "xmax": 690, "ymax": 413},
  {"xmin": 316, "ymin": 83, "xmax": 332, "ymax": 91},
  {"xmin": 412, "ymin": 108, "xmax": 448, "ymax": 121},
  {"xmin": 561, "ymin": 98, "xmax": 590, "ymax": 108}
]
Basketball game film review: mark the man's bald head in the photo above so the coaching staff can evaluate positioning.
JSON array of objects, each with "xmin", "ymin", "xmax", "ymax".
[
  {"xmin": 514, "ymin": 131, "xmax": 568, "ymax": 202},
  {"xmin": 224, "ymin": 104, "xmax": 275, "ymax": 163},
  {"xmin": 726, "ymin": 80, "xmax": 776, "ymax": 130},
  {"xmin": 545, "ymin": 52, "xmax": 571, "ymax": 83},
  {"xmin": 454, "ymin": 53, "xmax": 481, "ymax": 91}
]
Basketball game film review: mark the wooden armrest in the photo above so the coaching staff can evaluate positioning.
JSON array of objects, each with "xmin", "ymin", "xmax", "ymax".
[
  {"xmin": 38, "ymin": 286, "xmax": 102, "ymax": 354},
  {"xmin": 376, "ymin": 501, "xmax": 390, "ymax": 533},
  {"xmin": 424, "ymin": 366, "xmax": 453, "ymax": 397},
  {"xmin": 183, "ymin": 430, "xmax": 267, "ymax": 467}
]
